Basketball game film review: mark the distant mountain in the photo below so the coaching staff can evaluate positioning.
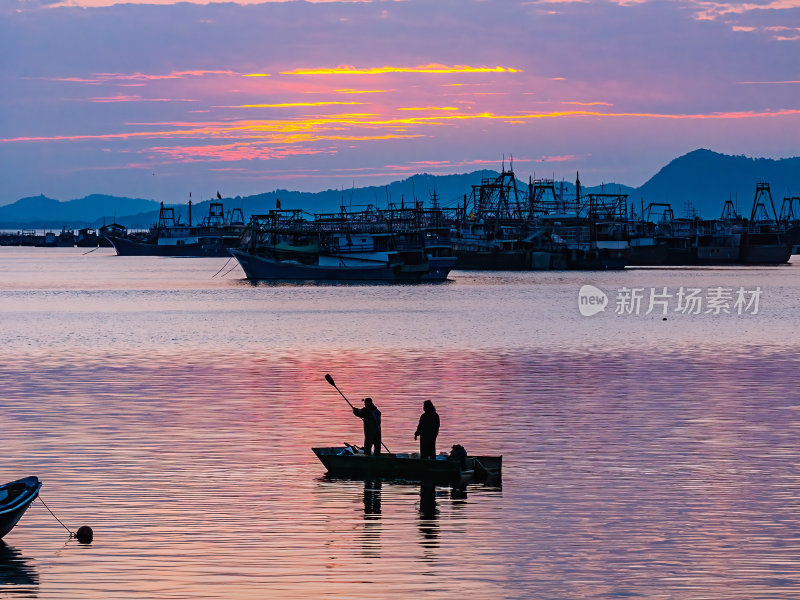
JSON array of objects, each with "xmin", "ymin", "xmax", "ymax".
[
  {"xmin": 2, "ymin": 151, "xmax": 797, "ymax": 226},
  {"xmin": 633, "ymin": 149, "xmax": 800, "ymax": 218},
  {"xmin": 0, "ymin": 172, "xmax": 504, "ymax": 228},
  {"xmin": 0, "ymin": 194, "xmax": 159, "ymax": 228},
  {"xmin": 233, "ymin": 170, "xmax": 503, "ymax": 215}
]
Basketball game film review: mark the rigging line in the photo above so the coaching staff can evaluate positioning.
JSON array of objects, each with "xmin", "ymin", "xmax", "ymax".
[
  {"xmin": 36, "ymin": 496, "xmax": 75, "ymax": 536},
  {"xmin": 221, "ymin": 263, "xmax": 240, "ymax": 278},
  {"xmin": 211, "ymin": 257, "xmax": 233, "ymax": 278},
  {"xmin": 82, "ymin": 246, "xmax": 100, "ymax": 255}
]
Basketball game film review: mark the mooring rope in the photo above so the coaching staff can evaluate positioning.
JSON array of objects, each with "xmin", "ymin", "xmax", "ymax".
[
  {"xmin": 211, "ymin": 257, "xmax": 233, "ymax": 278},
  {"xmin": 82, "ymin": 246, "xmax": 100, "ymax": 255},
  {"xmin": 37, "ymin": 496, "xmax": 76, "ymax": 537},
  {"xmin": 220, "ymin": 263, "xmax": 240, "ymax": 278}
]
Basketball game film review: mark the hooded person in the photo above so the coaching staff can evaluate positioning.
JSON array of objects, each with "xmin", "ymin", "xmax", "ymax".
[
  {"xmin": 353, "ymin": 397, "xmax": 382, "ymax": 456},
  {"xmin": 414, "ymin": 400, "xmax": 440, "ymax": 459}
]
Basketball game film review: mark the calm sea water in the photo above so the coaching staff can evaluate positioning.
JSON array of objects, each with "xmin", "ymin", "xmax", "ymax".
[{"xmin": 1, "ymin": 247, "xmax": 800, "ymax": 599}]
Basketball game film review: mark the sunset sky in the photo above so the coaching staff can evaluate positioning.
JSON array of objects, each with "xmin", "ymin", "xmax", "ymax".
[{"xmin": 1, "ymin": 0, "xmax": 798, "ymax": 204}]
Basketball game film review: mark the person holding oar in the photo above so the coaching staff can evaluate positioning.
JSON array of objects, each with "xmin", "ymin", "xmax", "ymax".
[
  {"xmin": 325, "ymin": 374, "xmax": 388, "ymax": 456},
  {"xmin": 352, "ymin": 397, "xmax": 382, "ymax": 456}
]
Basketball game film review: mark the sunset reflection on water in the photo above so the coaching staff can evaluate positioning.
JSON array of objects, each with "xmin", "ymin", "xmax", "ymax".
[{"xmin": 0, "ymin": 249, "xmax": 799, "ymax": 598}]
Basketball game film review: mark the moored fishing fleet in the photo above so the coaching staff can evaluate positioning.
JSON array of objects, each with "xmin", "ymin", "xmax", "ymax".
[{"xmin": 2, "ymin": 165, "xmax": 796, "ymax": 279}]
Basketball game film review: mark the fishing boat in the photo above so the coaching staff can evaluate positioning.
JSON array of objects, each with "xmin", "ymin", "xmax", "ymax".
[
  {"xmin": 450, "ymin": 168, "xmax": 629, "ymax": 270},
  {"xmin": 628, "ymin": 186, "xmax": 791, "ymax": 266},
  {"xmin": 422, "ymin": 228, "xmax": 458, "ymax": 280},
  {"xmin": 107, "ymin": 201, "xmax": 246, "ymax": 257},
  {"xmin": 382, "ymin": 198, "xmax": 456, "ymax": 280},
  {"xmin": 75, "ymin": 227, "xmax": 101, "ymax": 248},
  {"xmin": 98, "ymin": 222, "xmax": 127, "ymax": 247},
  {"xmin": 229, "ymin": 248, "xmax": 412, "ymax": 281},
  {"xmin": 312, "ymin": 446, "xmax": 501, "ymax": 484},
  {"xmin": 0, "ymin": 477, "xmax": 41, "ymax": 539},
  {"xmin": 231, "ymin": 208, "xmax": 431, "ymax": 282}
]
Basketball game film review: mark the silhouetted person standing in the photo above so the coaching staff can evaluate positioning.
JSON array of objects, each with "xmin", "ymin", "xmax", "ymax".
[
  {"xmin": 414, "ymin": 400, "xmax": 440, "ymax": 459},
  {"xmin": 353, "ymin": 397, "xmax": 381, "ymax": 455}
]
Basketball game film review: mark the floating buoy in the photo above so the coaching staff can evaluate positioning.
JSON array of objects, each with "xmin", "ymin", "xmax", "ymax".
[
  {"xmin": 662, "ymin": 317, "xmax": 667, "ymax": 321},
  {"xmin": 75, "ymin": 525, "xmax": 93, "ymax": 543}
]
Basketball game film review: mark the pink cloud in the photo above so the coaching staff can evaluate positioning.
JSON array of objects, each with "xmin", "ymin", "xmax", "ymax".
[
  {"xmin": 691, "ymin": 0, "xmax": 800, "ymax": 20},
  {"xmin": 89, "ymin": 95, "xmax": 197, "ymax": 103},
  {"xmin": 562, "ymin": 101, "xmax": 614, "ymax": 106},
  {"xmin": 48, "ymin": 0, "xmax": 380, "ymax": 5},
  {"xmin": 146, "ymin": 142, "xmax": 334, "ymax": 163}
]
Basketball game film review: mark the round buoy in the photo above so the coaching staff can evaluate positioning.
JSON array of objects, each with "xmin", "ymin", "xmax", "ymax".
[
  {"xmin": 662, "ymin": 317, "xmax": 667, "ymax": 321},
  {"xmin": 75, "ymin": 526, "xmax": 93, "ymax": 543}
]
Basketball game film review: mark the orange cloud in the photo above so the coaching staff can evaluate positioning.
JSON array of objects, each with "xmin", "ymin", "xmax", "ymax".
[
  {"xmin": 3, "ymin": 108, "xmax": 799, "ymax": 149},
  {"xmin": 397, "ymin": 106, "xmax": 459, "ymax": 111},
  {"xmin": 281, "ymin": 64, "xmax": 522, "ymax": 75}
]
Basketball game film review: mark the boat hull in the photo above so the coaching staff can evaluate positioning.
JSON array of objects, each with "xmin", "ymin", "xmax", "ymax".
[
  {"xmin": 454, "ymin": 249, "xmax": 532, "ymax": 270},
  {"xmin": 106, "ymin": 235, "xmax": 230, "ymax": 257},
  {"xmin": 740, "ymin": 240, "xmax": 791, "ymax": 264},
  {"xmin": 0, "ymin": 477, "xmax": 41, "ymax": 540},
  {"xmin": 422, "ymin": 256, "xmax": 457, "ymax": 281},
  {"xmin": 231, "ymin": 249, "xmax": 411, "ymax": 281},
  {"xmin": 312, "ymin": 447, "xmax": 501, "ymax": 484},
  {"xmin": 564, "ymin": 248, "xmax": 627, "ymax": 270}
]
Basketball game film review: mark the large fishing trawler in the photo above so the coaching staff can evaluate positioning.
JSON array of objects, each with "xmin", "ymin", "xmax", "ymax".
[
  {"xmin": 106, "ymin": 200, "xmax": 246, "ymax": 257},
  {"xmin": 229, "ymin": 205, "xmax": 446, "ymax": 282}
]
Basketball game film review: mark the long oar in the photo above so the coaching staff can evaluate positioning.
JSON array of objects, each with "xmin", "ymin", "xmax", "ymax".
[
  {"xmin": 324, "ymin": 374, "xmax": 391, "ymax": 454},
  {"xmin": 325, "ymin": 373, "xmax": 354, "ymax": 409}
]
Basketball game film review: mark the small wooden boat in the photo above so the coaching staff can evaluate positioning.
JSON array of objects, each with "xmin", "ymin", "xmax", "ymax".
[
  {"xmin": 312, "ymin": 446, "xmax": 501, "ymax": 484},
  {"xmin": 0, "ymin": 477, "xmax": 41, "ymax": 539}
]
